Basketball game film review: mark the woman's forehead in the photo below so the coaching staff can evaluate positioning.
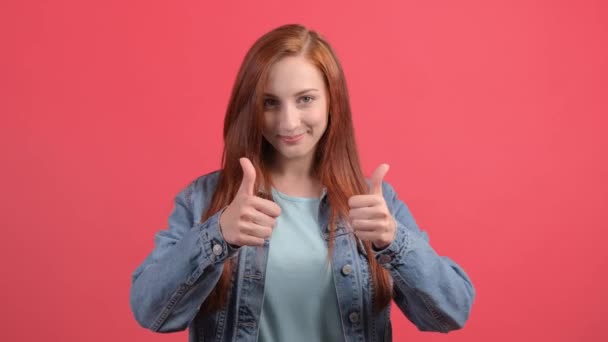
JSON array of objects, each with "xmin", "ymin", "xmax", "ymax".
[{"xmin": 264, "ymin": 57, "xmax": 325, "ymax": 96}]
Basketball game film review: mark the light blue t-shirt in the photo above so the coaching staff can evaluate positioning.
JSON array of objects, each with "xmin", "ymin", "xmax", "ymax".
[{"xmin": 257, "ymin": 188, "xmax": 344, "ymax": 342}]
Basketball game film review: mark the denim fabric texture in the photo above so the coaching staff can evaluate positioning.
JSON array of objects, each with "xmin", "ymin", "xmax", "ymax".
[{"xmin": 130, "ymin": 170, "xmax": 476, "ymax": 341}]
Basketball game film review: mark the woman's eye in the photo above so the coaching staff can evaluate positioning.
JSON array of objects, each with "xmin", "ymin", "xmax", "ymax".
[
  {"xmin": 264, "ymin": 99, "xmax": 278, "ymax": 107},
  {"xmin": 300, "ymin": 96, "xmax": 314, "ymax": 104}
]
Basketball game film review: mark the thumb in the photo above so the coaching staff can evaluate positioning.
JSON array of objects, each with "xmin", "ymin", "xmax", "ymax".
[
  {"xmin": 237, "ymin": 157, "xmax": 256, "ymax": 196},
  {"xmin": 369, "ymin": 163, "xmax": 389, "ymax": 195}
]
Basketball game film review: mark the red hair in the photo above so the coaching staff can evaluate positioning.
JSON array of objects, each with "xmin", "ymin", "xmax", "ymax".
[{"xmin": 200, "ymin": 23, "xmax": 391, "ymax": 313}]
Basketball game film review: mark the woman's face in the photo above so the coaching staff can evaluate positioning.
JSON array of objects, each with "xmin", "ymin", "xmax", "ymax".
[{"xmin": 262, "ymin": 55, "xmax": 329, "ymax": 166}]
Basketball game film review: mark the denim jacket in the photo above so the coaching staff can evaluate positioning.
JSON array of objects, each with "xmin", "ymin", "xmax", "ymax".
[{"xmin": 130, "ymin": 170, "xmax": 475, "ymax": 342}]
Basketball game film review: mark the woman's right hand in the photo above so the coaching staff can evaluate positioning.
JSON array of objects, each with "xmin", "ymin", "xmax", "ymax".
[{"xmin": 219, "ymin": 158, "xmax": 281, "ymax": 247}]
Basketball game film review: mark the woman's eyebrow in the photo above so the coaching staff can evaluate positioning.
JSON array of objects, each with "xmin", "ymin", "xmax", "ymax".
[{"xmin": 263, "ymin": 88, "xmax": 319, "ymax": 97}]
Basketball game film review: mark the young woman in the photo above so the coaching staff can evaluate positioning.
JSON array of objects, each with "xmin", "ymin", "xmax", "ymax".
[{"xmin": 130, "ymin": 24, "xmax": 475, "ymax": 342}]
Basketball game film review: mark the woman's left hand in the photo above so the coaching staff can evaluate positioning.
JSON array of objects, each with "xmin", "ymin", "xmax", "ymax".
[{"xmin": 348, "ymin": 164, "xmax": 396, "ymax": 250}]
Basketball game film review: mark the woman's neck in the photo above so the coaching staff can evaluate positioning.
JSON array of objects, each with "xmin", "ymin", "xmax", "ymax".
[
  {"xmin": 271, "ymin": 176, "xmax": 324, "ymax": 198},
  {"xmin": 271, "ymin": 153, "xmax": 314, "ymax": 177},
  {"xmin": 270, "ymin": 156, "xmax": 323, "ymax": 198}
]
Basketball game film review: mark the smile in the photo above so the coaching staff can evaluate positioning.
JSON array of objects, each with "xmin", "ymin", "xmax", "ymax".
[{"xmin": 278, "ymin": 133, "xmax": 305, "ymax": 143}]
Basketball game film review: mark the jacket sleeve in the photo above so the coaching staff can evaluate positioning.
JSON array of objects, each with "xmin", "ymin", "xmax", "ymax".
[
  {"xmin": 373, "ymin": 181, "xmax": 475, "ymax": 333},
  {"xmin": 129, "ymin": 178, "xmax": 239, "ymax": 333}
]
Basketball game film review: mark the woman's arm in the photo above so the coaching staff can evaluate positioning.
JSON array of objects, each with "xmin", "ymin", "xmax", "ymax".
[
  {"xmin": 129, "ymin": 177, "xmax": 238, "ymax": 332},
  {"xmin": 375, "ymin": 181, "xmax": 475, "ymax": 333}
]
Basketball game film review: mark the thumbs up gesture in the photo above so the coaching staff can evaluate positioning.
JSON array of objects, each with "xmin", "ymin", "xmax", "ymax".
[
  {"xmin": 219, "ymin": 158, "xmax": 282, "ymax": 247},
  {"xmin": 347, "ymin": 164, "xmax": 396, "ymax": 250}
]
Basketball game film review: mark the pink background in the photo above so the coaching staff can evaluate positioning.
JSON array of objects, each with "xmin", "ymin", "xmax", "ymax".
[{"xmin": 2, "ymin": 0, "xmax": 607, "ymax": 341}]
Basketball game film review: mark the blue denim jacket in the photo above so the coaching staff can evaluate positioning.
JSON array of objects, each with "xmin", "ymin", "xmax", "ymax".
[{"xmin": 130, "ymin": 170, "xmax": 475, "ymax": 341}]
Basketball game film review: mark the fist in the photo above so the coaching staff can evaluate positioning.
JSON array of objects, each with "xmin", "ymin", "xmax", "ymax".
[
  {"xmin": 219, "ymin": 158, "xmax": 281, "ymax": 247},
  {"xmin": 347, "ymin": 164, "xmax": 396, "ymax": 250}
]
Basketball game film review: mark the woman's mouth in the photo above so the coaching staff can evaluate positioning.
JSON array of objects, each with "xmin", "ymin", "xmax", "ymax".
[{"xmin": 279, "ymin": 133, "xmax": 305, "ymax": 144}]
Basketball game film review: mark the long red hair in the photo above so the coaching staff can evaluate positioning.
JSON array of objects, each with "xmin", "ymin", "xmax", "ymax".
[{"xmin": 200, "ymin": 23, "xmax": 391, "ymax": 313}]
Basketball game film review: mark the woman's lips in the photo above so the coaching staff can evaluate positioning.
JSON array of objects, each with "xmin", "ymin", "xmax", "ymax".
[{"xmin": 278, "ymin": 133, "xmax": 304, "ymax": 144}]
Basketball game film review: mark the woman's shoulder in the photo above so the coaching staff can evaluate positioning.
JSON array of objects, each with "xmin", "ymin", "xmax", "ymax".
[
  {"xmin": 171, "ymin": 170, "xmax": 222, "ymax": 216},
  {"xmin": 187, "ymin": 169, "xmax": 222, "ymax": 195},
  {"xmin": 171, "ymin": 169, "xmax": 221, "ymax": 200}
]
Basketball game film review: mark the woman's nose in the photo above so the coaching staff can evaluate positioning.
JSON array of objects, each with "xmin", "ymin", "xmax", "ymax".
[{"xmin": 278, "ymin": 103, "xmax": 300, "ymax": 131}]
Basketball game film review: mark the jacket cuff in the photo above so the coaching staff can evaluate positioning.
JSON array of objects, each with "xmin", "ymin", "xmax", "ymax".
[
  {"xmin": 193, "ymin": 208, "xmax": 241, "ymax": 265},
  {"xmin": 372, "ymin": 218, "xmax": 411, "ymax": 269}
]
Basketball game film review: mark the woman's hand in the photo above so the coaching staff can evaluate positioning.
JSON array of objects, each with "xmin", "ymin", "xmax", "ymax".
[
  {"xmin": 219, "ymin": 158, "xmax": 281, "ymax": 247},
  {"xmin": 348, "ymin": 164, "xmax": 396, "ymax": 250}
]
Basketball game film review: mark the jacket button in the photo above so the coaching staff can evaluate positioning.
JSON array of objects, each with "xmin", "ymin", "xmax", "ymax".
[
  {"xmin": 212, "ymin": 244, "xmax": 223, "ymax": 256},
  {"xmin": 341, "ymin": 264, "xmax": 353, "ymax": 276},
  {"xmin": 378, "ymin": 254, "xmax": 392, "ymax": 264},
  {"xmin": 349, "ymin": 312, "xmax": 360, "ymax": 323}
]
